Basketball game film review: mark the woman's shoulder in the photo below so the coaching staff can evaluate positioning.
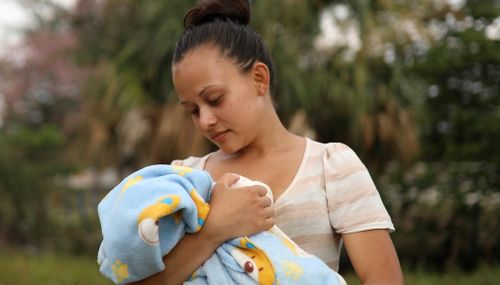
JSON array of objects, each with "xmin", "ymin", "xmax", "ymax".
[
  {"xmin": 302, "ymin": 138, "xmax": 368, "ymax": 180},
  {"xmin": 306, "ymin": 138, "xmax": 361, "ymax": 162}
]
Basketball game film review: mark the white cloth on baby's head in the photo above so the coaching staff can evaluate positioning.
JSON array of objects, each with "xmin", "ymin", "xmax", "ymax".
[{"xmin": 215, "ymin": 174, "xmax": 274, "ymax": 204}]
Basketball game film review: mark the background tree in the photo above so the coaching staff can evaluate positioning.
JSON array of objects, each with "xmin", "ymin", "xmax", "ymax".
[{"xmin": 381, "ymin": 0, "xmax": 500, "ymax": 271}]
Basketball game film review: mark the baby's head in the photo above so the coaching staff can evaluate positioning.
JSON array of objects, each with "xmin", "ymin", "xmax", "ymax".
[
  {"xmin": 230, "ymin": 175, "xmax": 274, "ymax": 204},
  {"xmin": 212, "ymin": 174, "xmax": 274, "ymax": 204}
]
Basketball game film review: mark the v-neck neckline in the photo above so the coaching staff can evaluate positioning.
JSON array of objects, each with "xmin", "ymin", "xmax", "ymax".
[{"xmin": 199, "ymin": 137, "xmax": 311, "ymax": 204}]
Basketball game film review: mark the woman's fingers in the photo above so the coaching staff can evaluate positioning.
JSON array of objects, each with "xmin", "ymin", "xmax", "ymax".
[
  {"xmin": 252, "ymin": 186, "xmax": 273, "ymax": 208},
  {"xmin": 217, "ymin": 173, "xmax": 240, "ymax": 187},
  {"xmin": 208, "ymin": 173, "xmax": 276, "ymax": 238},
  {"xmin": 262, "ymin": 206, "xmax": 275, "ymax": 219},
  {"xmin": 253, "ymin": 186, "xmax": 268, "ymax": 197},
  {"xmin": 260, "ymin": 195, "xmax": 272, "ymax": 208},
  {"xmin": 263, "ymin": 217, "xmax": 275, "ymax": 230}
]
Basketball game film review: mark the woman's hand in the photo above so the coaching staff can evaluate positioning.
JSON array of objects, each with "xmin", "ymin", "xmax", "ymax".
[
  {"xmin": 201, "ymin": 173, "xmax": 275, "ymax": 244},
  {"xmin": 128, "ymin": 173, "xmax": 274, "ymax": 285}
]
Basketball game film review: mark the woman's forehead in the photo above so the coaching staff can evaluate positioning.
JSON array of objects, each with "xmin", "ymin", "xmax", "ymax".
[
  {"xmin": 176, "ymin": 47, "xmax": 225, "ymax": 73},
  {"xmin": 177, "ymin": 44, "xmax": 228, "ymax": 65},
  {"xmin": 173, "ymin": 48, "xmax": 242, "ymax": 87}
]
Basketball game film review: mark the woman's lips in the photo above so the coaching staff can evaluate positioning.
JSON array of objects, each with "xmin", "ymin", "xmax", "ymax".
[{"xmin": 211, "ymin": 130, "xmax": 229, "ymax": 142}]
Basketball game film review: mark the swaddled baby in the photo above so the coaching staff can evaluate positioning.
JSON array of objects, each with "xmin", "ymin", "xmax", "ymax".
[{"xmin": 97, "ymin": 164, "xmax": 347, "ymax": 285}]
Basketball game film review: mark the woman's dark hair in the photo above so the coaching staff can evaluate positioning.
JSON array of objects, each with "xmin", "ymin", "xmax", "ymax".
[{"xmin": 173, "ymin": 0, "xmax": 276, "ymax": 95}]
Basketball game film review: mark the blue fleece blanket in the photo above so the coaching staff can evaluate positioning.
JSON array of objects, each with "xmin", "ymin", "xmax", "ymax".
[{"xmin": 97, "ymin": 164, "xmax": 346, "ymax": 285}]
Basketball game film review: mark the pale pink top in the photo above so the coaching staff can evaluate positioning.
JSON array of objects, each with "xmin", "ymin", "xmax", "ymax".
[{"xmin": 172, "ymin": 138, "xmax": 395, "ymax": 271}]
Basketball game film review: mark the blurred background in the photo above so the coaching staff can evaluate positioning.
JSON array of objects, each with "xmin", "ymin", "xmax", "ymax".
[{"xmin": 0, "ymin": 0, "xmax": 499, "ymax": 284}]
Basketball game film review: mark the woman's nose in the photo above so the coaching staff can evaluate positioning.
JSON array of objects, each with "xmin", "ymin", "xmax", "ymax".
[{"xmin": 198, "ymin": 107, "xmax": 217, "ymax": 130}]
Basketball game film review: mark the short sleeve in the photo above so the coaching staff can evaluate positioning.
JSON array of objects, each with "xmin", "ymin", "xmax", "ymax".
[{"xmin": 322, "ymin": 143, "xmax": 395, "ymax": 235}]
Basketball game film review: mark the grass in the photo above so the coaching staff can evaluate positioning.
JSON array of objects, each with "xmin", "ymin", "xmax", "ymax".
[
  {"xmin": 343, "ymin": 266, "xmax": 500, "ymax": 285},
  {"xmin": 0, "ymin": 248, "xmax": 110, "ymax": 285},
  {"xmin": 0, "ymin": 247, "xmax": 499, "ymax": 285}
]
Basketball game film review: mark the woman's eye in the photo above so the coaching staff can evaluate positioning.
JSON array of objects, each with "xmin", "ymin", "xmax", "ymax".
[
  {"xmin": 208, "ymin": 96, "xmax": 222, "ymax": 106},
  {"xmin": 190, "ymin": 107, "xmax": 199, "ymax": 115}
]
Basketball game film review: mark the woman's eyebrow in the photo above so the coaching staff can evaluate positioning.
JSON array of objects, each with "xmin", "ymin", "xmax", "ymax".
[
  {"xmin": 179, "ymin": 84, "xmax": 221, "ymax": 105},
  {"xmin": 198, "ymin": 84, "xmax": 221, "ymax": 97}
]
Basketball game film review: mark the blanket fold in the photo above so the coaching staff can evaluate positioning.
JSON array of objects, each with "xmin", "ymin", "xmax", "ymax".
[{"xmin": 97, "ymin": 164, "xmax": 346, "ymax": 285}]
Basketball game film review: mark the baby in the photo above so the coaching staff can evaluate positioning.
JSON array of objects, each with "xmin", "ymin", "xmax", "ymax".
[{"xmin": 97, "ymin": 164, "xmax": 347, "ymax": 285}]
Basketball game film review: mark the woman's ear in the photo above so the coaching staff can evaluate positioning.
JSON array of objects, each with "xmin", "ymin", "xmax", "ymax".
[{"xmin": 252, "ymin": 62, "xmax": 270, "ymax": 96}]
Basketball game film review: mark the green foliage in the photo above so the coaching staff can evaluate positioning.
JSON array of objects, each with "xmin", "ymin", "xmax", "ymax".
[
  {"xmin": 0, "ymin": 124, "xmax": 69, "ymax": 245},
  {"xmin": 413, "ymin": 27, "xmax": 500, "ymax": 162},
  {"xmin": 389, "ymin": 1, "xmax": 500, "ymax": 270},
  {"xmin": 73, "ymin": 0, "xmax": 194, "ymax": 108},
  {"xmin": 0, "ymin": 124, "xmax": 64, "ymax": 153},
  {"xmin": 381, "ymin": 162, "xmax": 500, "ymax": 271}
]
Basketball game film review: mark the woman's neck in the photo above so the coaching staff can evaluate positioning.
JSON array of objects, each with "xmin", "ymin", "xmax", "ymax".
[{"xmin": 233, "ymin": 109, "xmax": 302, "ymax": 159}]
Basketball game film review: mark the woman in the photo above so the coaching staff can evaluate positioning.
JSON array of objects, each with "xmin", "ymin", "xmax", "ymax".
[{"xmin": 133, "ymin": 0, "xmax": 403, "ymax": 284}]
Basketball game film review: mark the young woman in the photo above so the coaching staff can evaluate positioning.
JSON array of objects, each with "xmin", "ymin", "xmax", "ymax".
[{"xmin": 132, "ymin": 0, "xmax": 403, "ymax": 284}]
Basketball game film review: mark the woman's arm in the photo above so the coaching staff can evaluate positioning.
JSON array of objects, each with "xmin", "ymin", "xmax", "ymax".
[
  {"xmin": 343, "ymin": 230, "xmax": 404, "ymax": 285},
  {"xmin": 129, "ymin": 173, "xmax": 274, "ymax": 285},
  {"xmin": 127, "ymin": 229, "xmax": 220, "ymax": 285}
]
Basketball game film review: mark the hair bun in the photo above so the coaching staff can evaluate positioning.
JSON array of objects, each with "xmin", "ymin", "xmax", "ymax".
[{"xmin": 184, "ymin": 0, "xmax": 251, "ymax": 28}]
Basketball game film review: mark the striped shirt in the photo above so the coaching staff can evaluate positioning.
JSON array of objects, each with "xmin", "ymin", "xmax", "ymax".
[{"xmin": 172, "ymin": 138, "xmax": 394, "ymax": 271}]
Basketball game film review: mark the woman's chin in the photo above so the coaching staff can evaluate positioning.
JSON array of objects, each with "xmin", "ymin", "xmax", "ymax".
[
  {"xmin": 215, "ymin": 141, "xmax": 242, "ymax": 155},
  {"xmin": 217, "ymin": 144, "xmax": 238, "ymax": 154}
]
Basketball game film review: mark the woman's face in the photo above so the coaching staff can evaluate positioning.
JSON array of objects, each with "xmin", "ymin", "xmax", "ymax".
[{"xmin": 172, "ymin": 45, "xmax": 267, "ymax": 154}]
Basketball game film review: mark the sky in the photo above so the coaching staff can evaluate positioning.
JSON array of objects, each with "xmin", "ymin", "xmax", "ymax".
[
  {"xmin": 0, "ymin": 0, "xmax": 31, "ymax": 47},
  {"xmin": 0, "ymin": 0, "xmax": 75, "ymax": 48}
]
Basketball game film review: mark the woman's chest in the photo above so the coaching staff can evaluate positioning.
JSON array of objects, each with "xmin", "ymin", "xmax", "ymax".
[
  {"xmin": 273, "ymin": 180, "xmax": 331, "ymax": 236},
  {"xmin": 205, "ymin": 153, "xmax": 304, "ymax": 201}
]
